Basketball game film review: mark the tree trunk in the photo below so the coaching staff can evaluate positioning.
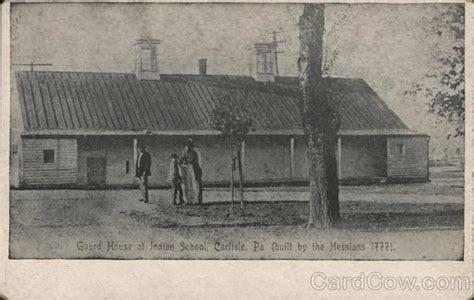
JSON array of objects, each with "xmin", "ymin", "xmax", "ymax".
[
  {"xmin": 237, "ymin": 148, "xmax": 244, "ymax": 216},
  {"xmin": 230, "ymin": 138, "xmax": 234, "ymax": 213},
  {"xmin": 298, "ymin": 4, "xmax": 340, "ymax": 228}
]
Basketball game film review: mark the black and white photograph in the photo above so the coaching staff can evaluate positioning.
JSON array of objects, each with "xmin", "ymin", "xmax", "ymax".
[{"xmin": 8, "ymin": 2, "xmax": 466, "ymax": 260}]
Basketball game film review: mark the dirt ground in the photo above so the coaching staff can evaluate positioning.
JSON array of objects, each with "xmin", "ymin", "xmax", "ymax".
[{"xmin": 9, "ymin": 182, "xmax": 464, "ymax": 260}]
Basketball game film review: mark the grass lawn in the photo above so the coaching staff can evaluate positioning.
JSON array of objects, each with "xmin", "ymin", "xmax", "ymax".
[
  {"xmin": 125, "ymin": 201, "xmax": 463, "ymax": 231},
  {"xmin": 9, "ymin": 186, "xmax": 464, "ymax": 260}
]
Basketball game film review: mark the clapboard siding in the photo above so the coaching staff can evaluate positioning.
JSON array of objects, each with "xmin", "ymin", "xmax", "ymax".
[
  {"xmin": 387, "ymin": 136, "xmax": 428, "ymax": 179},
  {"xmin": 22, "ymin": 138, "xmax": 78, "ymax": 185}
]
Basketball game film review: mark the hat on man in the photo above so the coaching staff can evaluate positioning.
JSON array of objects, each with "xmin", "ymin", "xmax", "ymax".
[{"xmin": 186, "ymin": 138, "xmax": 195, "ymax": 148}]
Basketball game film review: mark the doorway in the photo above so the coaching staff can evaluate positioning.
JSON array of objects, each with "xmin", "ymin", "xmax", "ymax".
[{"xmin": 86, "ymin": 157, "xmax": 106, "ymax": 185}]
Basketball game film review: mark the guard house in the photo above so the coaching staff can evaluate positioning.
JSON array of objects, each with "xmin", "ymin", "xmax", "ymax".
[{"xmin": 10, "ymin": 39, "xmax": 429, "ymax": 188}]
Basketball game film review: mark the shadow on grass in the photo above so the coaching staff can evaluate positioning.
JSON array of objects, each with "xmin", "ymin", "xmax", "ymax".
[{"xmin": 128, "ymin": 201, "xmax": 464, "ymax": 232}]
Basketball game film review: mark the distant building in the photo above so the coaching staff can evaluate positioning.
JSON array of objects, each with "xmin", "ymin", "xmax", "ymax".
[
  {"xmin": 10, "ymin": 39, "xmax": 429, "ymax": 188},
  {"xmin": 430, "ymin": 143, "xmax": 464, "ymax": 169}
]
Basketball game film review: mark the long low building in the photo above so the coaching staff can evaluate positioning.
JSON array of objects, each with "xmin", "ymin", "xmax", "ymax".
[{"xmin": 10, "ymin": 39, "xmax": 429, "ymax": 188}]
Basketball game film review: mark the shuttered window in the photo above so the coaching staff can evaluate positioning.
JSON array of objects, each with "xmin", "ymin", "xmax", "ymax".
[
  {"xmin": 43, "ymin": 149, "xmax": 55, "ymax": 163},
  {"xmin": 398, "ymin": 144, "xmax": 406, "ymax": 155},
  {"xmin": 141, "ymin": 48, "xmax": 153, "ymax": 71},
  {"xmin": 256, "ymin": 50, "xmax": 274, "ymax": 74}
]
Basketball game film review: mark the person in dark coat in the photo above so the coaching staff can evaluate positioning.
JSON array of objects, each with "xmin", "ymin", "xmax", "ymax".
[
  {"xmin": 135, "ymin": 143, "xmax": 151, "ymax": 203},
  {"xmin": 179, "ymin": 139, "xmax": 203, "ymax": 204}
]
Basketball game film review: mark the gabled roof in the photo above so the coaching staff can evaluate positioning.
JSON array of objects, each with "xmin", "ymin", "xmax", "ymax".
[{"xmin": 16, "ymin": 71, "xmax": 417, "ymax": 136}]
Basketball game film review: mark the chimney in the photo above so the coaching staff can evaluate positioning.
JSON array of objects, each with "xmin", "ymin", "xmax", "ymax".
[
  {"xmin": 199, "ymin": 59, "xmax": 207, "ymax": 76},
  {"xmin": 248, "ymin": 42, "xmax": 277, "ymax": 82},
  {"xmin": 134, "ymin": 38, "xmax": 160, "ymax": 80}
]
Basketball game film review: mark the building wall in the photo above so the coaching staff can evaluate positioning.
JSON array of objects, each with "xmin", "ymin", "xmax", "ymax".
[
  {"xmin": 190, "ymin": 136, "xmax": 229, "ymax": 183},
  {"xmin": 81, "ymin": 135, "xmax": 228, "ymax": 186},
  {"xmin": 75, "ymin": 135, "xmax": 294, "ymax": 186},
  {"xmin": 143, "ymin": 135, "xmax": 292, "ymax": 184},
  {"xmin": 340, "ymin": 136, "xmax": 387, "ymax": 179},
  {"xmin": 9, "ymin": 72, "xmax": 24, "ymax": 188},
  {"xmin": 387, "ymin": 136, "xmax": 428, "ymax": 179},
  {"xmin": 292, "ymin": 136, "xmax": 309, "ymax": 180},
  {"xmin": 291, "ymin": 136, "xmax": 389, "ymax": 180},
  {"xmin": 244, "ymin": 136, "xmax": 291, "ymax": 181},
  {"xmin": 22, "ymin": 138, "xmax": 77, "ymax": 186},
  {"xmin": 20, "ymin": 134, "xmax": 429, "ymax": 187},
  {"xmin": 77, "ymin": 136, "xmax": 135, "ymax": 186},
  {"xmin": 106, "ymin": 137, "xmax": 135, "ymax": 184}
]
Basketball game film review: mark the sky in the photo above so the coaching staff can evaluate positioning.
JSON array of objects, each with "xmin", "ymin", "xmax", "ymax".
[{"xmin": 10, "ymin": 3, "xmax": 464, "ymax": 153}]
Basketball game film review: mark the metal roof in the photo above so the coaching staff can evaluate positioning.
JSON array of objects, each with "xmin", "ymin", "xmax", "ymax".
[{"xmin": 16, "ymin": 71, "xmax": 415, "ymax": 135}]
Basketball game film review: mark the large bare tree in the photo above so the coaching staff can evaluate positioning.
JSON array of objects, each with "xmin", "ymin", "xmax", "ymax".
[{"xmin": 298, "ymin": 4, "xmax": 340, "ymax": 228}]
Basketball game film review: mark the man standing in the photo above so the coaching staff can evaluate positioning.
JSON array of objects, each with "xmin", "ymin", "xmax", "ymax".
[
  {"xmin": 180, "ymin": 139, "xmax": 203, "ymax": 204},
  {"xmin": 136, "ymin": 143, "xmax": 151, "ymax": 203}
]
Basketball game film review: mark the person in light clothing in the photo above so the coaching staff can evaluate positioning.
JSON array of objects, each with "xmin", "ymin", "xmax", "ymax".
[
  {"xmin": 180, "ymin": 138, "xmax": 203, "ymax": 204},
  {"xmin": 168, "ymin": 153, "xmax": 184, "ymax": 205}
]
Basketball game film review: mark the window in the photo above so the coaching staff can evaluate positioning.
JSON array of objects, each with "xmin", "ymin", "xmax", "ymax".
[
  {"xmin": 43, "ymin": 149, "xmax": 55, "ymax": 163},
  {"xmin": 10, "ymin": 144, "xmax": 18, "ymax": 166},
  {"xmin": 397, "ymin": 144, "xmax": 406, "ymax": 155},
  {"xmin": 141, "ymin": 48, "xmax": 153, "ymax": 71},
  {"xmin": 256, "ymin": 50, "xmax": 274, "ymax": 74},
  {"xmin": 125, "ymin": 160, "xmax": 130, "ymax": 174}
]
